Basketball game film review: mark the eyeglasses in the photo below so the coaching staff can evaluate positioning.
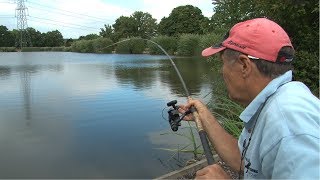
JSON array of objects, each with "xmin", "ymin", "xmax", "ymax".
[{"xmin": 248, "ymin": 55, "xmax": 259, "ymax": 60}]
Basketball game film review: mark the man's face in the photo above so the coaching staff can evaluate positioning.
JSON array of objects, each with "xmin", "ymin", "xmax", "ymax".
[{"xmin": 220, "ymin": 52, "xmax": 246, "ymax": 103}]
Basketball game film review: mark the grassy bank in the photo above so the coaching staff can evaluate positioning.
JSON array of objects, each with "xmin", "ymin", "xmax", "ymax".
[{"xmin": 0, "ymin": 47, "xmax": 17, "ymax": 52}]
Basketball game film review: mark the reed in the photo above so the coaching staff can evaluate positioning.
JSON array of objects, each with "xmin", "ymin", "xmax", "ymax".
[
  {"xmin": 0, "ymin": 47, "xmax": 17, "ymax": 52},
  {"xmin": 147, "ymin": 35, "xmax": 177, "ymax": 55}
]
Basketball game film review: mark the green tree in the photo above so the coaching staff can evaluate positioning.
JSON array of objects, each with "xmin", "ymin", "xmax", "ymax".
[
  {"xmin": 100, "ymin": 24, "xmax": 114, "ymax": 40},
  {"xmin": 112, "ymin": 16, "xmax": 136, "ymax": 41},
  {"xmin": 79, "ymin": 33, "xmax": 100, "ymax": 40},
  {"xmin": 210, "ymin": 0, "xmax": 257, "ymax": 32},
  {"xmin": 158, "ymin": 5, "xmax": 208, "ymax": 36},
  {"xmin": 0, "ymin": 25, "xmax": 15, "ymax": 47},
  {"xmin": 65, "ymin": 38, "xmax": 74, "ymax": 47},
  {"xmin": 131, "ymin": 11, "xmax": 157, "ymax": 39},
  {"xmin": 43, "ymin": 30, "xmax": 64, "ymax": 47},
  {"xmin": 26, "ymin": 27, "xmax": 44, "ymax": 47}
]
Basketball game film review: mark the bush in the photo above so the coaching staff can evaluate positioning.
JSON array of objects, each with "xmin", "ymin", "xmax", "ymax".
[
  {"xmin": 92, "ymin": 37, "xmax": 113, "ymax": 53},
  {"xmin": 177, "ymin": 34, "xmax": 201, "ymax": 56},
  {"xmin": 147, "ymin": 35, "xmax": 177, "ymax": 55},
  {"xmin": 63, "ymin": 47, "xmax": 71, "ymax": 52},
  {"xmin": 293, "ymin": 50, "xmax": 319, "ymax": 96},
  {"xmin": 115, "ymin": 37, "xmax": 146, "ymax": 54},
  {"xmin": 71, "ymin": 40, "xmax": 94, "ymax": 53},
  {"xmin": 51, "ymin": 47, "xmax": 64, "ymax": 51},
  {"xmin": 114, "ymin": 38, "xmax": 131, "ymax": 54},
  {"xmin": 130, "ymin": 38, "xmax": 146, "ymax": 54},
  {"xmin": 198, "ymin": 33, "xmax": 225, "ymax": 51},
  {"xmin": 21, "ymin": 47, "xmax": 42, "ymax": 52}
]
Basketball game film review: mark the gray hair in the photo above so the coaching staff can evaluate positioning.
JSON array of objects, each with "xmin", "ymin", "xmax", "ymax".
[{"xmin": 222, "ymin": 47, "xmax": 294, "ymax": 79}]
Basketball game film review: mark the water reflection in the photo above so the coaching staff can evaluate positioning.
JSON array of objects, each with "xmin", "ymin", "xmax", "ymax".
[
  {"xmin": 0, "ymin": 66, "xmax": 10, "ymax": 79},
  {"xmin": 0, "ymin": 52, "xmax": 218, "ymax": 178}
]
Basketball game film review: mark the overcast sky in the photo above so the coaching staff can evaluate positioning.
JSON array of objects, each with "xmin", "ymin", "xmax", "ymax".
[{"xmin": 0, "ymin": 0, "xmax": 214, "ymax": 39}]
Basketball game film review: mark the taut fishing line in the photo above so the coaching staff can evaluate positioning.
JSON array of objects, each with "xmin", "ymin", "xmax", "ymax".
[{"xmin": 105, "ymin": 38, "xmax": 215, "ymax": 165}]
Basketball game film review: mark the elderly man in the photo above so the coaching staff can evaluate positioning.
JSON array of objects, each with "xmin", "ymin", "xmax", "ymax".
[{"xmin": 179, "ymin": 18, "xmax": 320, "ymax": 179}]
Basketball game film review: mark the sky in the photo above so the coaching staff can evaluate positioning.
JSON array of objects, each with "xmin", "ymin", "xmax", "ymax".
[{"xmin": 0, "ymin": 0, "xmax": 214, "ymax": 39}]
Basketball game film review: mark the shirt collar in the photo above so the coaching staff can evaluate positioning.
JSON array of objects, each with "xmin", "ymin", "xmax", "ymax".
[{"xmin": 240, "ymin": 70, "xmax": 293, "ymax": 123}]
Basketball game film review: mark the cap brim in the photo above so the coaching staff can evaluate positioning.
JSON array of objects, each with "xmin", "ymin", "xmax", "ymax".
[{"xmin": 201, "ymin": 46, "xmax": 226, "ymax": 57}]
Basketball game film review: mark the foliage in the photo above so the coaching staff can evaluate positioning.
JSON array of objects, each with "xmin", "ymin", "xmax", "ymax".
[
  {"xmin": 70, "ymin": 37, "xmax": 113, "ymax": 53},
  {"xmin": 211, "ymin": 0, "xmax": 319, "ymax": 95},
  {"xmin": 112, "ymin": 16, "xmax": 137, "ymax": 42},
  {"xmin": 102, "ymin": 11, "xmax": 157, "ymax": 42},
  {"xmin": 158, "ymin": 5, "xmax": 209, "ymax": 36},
  {"xmin": 0, "ymin": 25, "xmax": 15, "ymax": 47},
  {"xmin": 177, "ymin": 34, "xmax": 201, "ymax": 56},
  {"xmin": 131, "ymin": 11, "xmax": 157, "ymax": 39},
  {"xmin": 210, "ymin": 0, "xmax": 258, "ymax": 32},
  {"xmin": 26, "ymin": 27, "xmax": 44, "ymax": 47},
  {"xmin": 3, "ymin": 26, "xmax": 64, "ymax": 48},
  {"xmin": 43, "ymin": 30, "xmax": 64, "ymax": 47},
  {"xmin": 92, "ymin": 37, "xmax": 113, "ymax": 53},
  {"xmin": 100, "ymin": 24, "xmax": 113, "ymax": 40},
  {"xmin": 65, "ymin": 38, "xmax": 74, "ymax": 47},
  {"xmin": 157, "ymin": 123, "xmax": 204, "ymax": 161},
  {"xmin": 198, "ymin": 33, "xmax": 225, "ymax": 53},
  {"xmin": 293, "ymin": 51, "xmax": 319, "ymax": 96},
  {"xmin": 0, "ymin": 47, "xmax": 16, "ymax": 52},
  {"xmin": 79, "ymin": 33, "xmax": 100, "ymax": 40},
  {"xmin": 71, "ymin": 40, "xmax": 94, "ymax": 53},
  {"xmin": 20, "ymin": 47, "xmax": 68, "ymax": 52},
  {"xmin": 147, "ymin": 35, "xmax": 177, "ymax": 55},
  {"xmin": 115, "ymin": 37, "xmax": 146, "ymax": 54},
  {"xmin": 255, "ymin": 0, "xmax": 319, "ymax": 53},
  {"xmin": 209, "ymin": 95, "xmax": 244, "ymax": 138}
]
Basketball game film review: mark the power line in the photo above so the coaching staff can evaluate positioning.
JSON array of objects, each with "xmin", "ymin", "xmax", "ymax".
[
  {"xmin": 27, "ymin": 5, "xmax": 111, "ymax": 24},
  {"xmin": 0, "ymin": 1, "xmax": 14, "ymax": 3},
  {"xmin": 0, "ymin": 16, "xmax": 15, "ymax": 18},
  {"xmin": 29, "ymin": 15, "xmax": 99, "ymax": 30},
  {"xmin": 28, "ymin": 19, "xmax": 99, "ymax": 31},
  {"xmin": 27, "ymin": 0, "xmax": 115, "ymax": 23}
]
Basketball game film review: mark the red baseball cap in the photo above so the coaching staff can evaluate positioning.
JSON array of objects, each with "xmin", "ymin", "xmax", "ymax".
[{"xmin": 202, "ymin": 18, "xmax": 293, "ymax": 62}]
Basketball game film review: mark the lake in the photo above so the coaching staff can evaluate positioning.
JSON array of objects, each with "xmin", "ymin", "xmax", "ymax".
[{"xmin": 0, "ymin": 52, "xmax": 218, "ymax": 178}]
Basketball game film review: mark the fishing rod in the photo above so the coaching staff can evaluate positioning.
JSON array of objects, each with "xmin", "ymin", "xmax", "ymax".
[{"xmin": 105, "ymin": 38, "xmax": 215, "ymax": 165}]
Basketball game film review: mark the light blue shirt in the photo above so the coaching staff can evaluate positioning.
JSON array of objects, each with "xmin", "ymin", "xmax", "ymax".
[{"xmin": 238, "ymin": 71, "xmax": 320, "ymax": 179}]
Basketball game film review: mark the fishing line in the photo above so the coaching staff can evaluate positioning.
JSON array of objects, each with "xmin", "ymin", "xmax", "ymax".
[{"xmin": 105, "ymin": 38, "xmax": 215, "ymax": 165}]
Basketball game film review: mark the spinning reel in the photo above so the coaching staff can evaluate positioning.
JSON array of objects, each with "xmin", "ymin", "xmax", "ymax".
[{"xmin": 166, "ymin": 100, "xmax": 192, "ymax": 131}]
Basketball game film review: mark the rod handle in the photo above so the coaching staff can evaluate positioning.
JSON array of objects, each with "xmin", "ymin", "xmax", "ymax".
[
  {"xmin": 199, "ymin": 130, "xmax": 215, "ymax": 165},
  {"xmin": 187, "ymin": 97, "xmax": 214, "ymax": 165}
]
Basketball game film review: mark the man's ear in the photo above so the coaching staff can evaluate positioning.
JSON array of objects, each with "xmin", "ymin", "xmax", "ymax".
[{"xmin": 237, "ymin": 54, "xmax": 252, "ymax": 78}]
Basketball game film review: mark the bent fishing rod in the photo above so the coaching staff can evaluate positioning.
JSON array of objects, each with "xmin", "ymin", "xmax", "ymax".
[{"xmin": 105, "ymin": 38, "xmax": 215, "ymax": 165}]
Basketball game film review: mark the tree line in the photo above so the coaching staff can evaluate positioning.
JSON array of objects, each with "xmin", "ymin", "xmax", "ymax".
[
  {"xmin": 0, "ymin": 1, "xmax": 318, "ymax": 94},
  {"xmin": 0, "ymin": 5, "xmax": 209, "ymax": 47}
]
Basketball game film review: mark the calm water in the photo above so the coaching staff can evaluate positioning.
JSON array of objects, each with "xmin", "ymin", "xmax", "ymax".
[{"xmin": 0, "ymin": 52, "xmax": 218, "ymax": 178}]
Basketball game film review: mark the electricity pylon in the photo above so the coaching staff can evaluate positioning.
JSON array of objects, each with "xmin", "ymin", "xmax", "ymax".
[{"xmin": 15, "ymin": 0, "xmax": 32, "ymax": 48}]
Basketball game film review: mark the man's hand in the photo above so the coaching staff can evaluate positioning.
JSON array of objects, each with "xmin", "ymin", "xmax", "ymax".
[{"xmin": 196, "ymin": 164, "xmax": 230, "ymax": 179}]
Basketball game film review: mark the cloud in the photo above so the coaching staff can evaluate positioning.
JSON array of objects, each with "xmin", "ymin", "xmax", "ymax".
[{"xmin": 26, "ymin": 0, "xmax": 133, "ymax": 38}]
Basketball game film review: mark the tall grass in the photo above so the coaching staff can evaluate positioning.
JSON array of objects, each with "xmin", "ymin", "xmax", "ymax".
[
  {"xmin": 0, "ymin": 47, "xmax": 17, "ymax": 52},
  {"xmin": 157, "ymin": 122, "xmax": 204, "ymax": 161},
  {"xmin": 115, "ymin": 37, "xmax": 146, "ymax": 54},
  {"xmin": 147, "ymin": 35, "xmax": 177, "ymax": 55},
  {"xmin": 71, "ymin": 37, "xmax": 113, "ymax": 53},
  {"xmin": 20, "ymin": 47, "xmax": 70, "ymax": 52},
  {"xmin": 177, "ymin": 34, "xmax": 201, "ymax": 56},
  {"xmin": 208, "ymin": 95, "xmax": 244, "ymax": 138}
]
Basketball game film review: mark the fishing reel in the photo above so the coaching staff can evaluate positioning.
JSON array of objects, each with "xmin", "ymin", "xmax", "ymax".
[{"xmin": 166, "ymin": 100, "xmax": 192, "ymax": 131}]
